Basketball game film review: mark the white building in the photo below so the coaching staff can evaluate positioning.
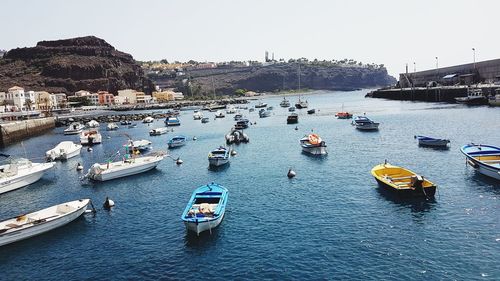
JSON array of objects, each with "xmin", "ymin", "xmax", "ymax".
[
  {"xmin": 75, "ymin": 90, "xmax": 91, "ymax": 97},
  {"xmin": 5, "ymin": 86, "xmax": 36, "ymax": 111},
  {"xmin": 117, "ymin": 89, "xmax": 138, "ymax": 104}
]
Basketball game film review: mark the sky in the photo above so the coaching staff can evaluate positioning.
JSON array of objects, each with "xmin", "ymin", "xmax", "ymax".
[{"xmin": 1, "ymin": 0, "xmax": 498, "ymax": 77}]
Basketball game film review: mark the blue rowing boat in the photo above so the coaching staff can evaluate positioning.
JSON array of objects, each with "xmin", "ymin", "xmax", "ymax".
[
  {"xmin": 414, "ymin": 135, "xmax": 450, "ymax": 147},
  {"xmin": 181, "ymin": 183, "xmax": 229, "ymax": 235}
]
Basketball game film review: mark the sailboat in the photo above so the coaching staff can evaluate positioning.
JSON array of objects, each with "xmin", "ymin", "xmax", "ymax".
[{"xmin": 295, "ymin": 63, "xmax": 308, "ymax": 109}]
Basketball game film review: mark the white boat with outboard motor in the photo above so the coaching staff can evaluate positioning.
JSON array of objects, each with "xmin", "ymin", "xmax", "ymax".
[
  {"xmin": 0, "ymin": 199, "xmax": 92, "ymax": 246},
  {"xmin": 0, "ymin": 156, "xmax": 55, "ymax": 195},
  {"xmin": 46, "ymin": 141, "xmax": 82, "ymax": 161},
  {"xmin": 64, "ymin": 122, "xmax": 85, "ymax": 135}
]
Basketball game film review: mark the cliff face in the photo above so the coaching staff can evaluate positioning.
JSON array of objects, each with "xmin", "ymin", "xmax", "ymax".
[
  {"xmin": 152, "ymin": 63, "xmax": 396, "ymax": 96},
  {"xmin": 0, "ymin": 36, "xmax": 154, "ymax": 94}
]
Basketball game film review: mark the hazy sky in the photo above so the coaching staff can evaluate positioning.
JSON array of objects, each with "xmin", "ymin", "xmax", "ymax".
[{"xmin": 1, "ymin": 0, "xmax": 498, "ymax": 77}]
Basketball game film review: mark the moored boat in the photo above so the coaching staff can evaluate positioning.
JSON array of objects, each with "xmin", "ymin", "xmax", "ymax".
[
  {"xmin": 214, "ymin": 110, "xmax": 225, "ymax": 118},
  {"xmin": 201, "ymin": 117, "xmax": 210, "ymax": 123},
  {"xmin": 280, "ymin": 97, "xmax": 291, "ymax": 107},
  {"xmin": 488, "ymin": 90, "xmax": 500, "ymax": 106},
  {"xmin": 414, "ymin": 135, "xmax": 450, "ymax": 147},
  {"xmin": 234, "ymin": 119, "xmax": 249, "ymax": 130},
  {"xmin": 300, "ymin": 133, "xmax": 327, "ymax": 155},
  {"xmin": 46, "ymin": 141, "xmax": 82, "ymax": 161},
  {"xmin": 254, "ymin": 101, "xmax": 267, "ymax": 108},
  {"xmin": 307, "ymin": 109, "xmax": 316, "ymax": 114},
  {"xmin": 371, "ymin": 162, "xmax": 437, "ymax": 197},
  {"xmin": 125, "ymin": 139, "xmax": 152, "ymax": 152},
  {"xmin": 149, "ymin": 127, "xmax": 168, "ymax": 136},
  {"xmin": 208, "ymin": 146, "xmax": 231, "ymax": 167},
  {"xmin": 0, "ymin": 157, "xmax": 55, "ymax": 195},
  {"xmin": 106, "ymin": 122, "xmax": 119, "ymax": 131},
  {"xmin": 225, "ymin": 129, "xmax": 249, "ymax": 144},
  {"xmin": 461, "ymin": 143, "xmax": 500, "ymax": 180},
  {"xmin": 352, "ymin": 115, "xmax": 379, "ymax": 130},
  {"xmin": 168, "ymin": 135, "xmax": 187, "ymax": 148},
  {"xmin": 80, "ymin": 130, "xmax": 102, "ymax": 145},
  {"xmin": 0, "ymin": 199, "xmax": 91, "ymax": 246},
  {"xmin": 63, "ymin": 122, "xmax": 84, "ymax": 135},
  {"xmin": 335, "ymin": 112, "xmax": 353, "ymax": 119},
  {"xmin": 165, "ymin": 116, "xmax": 181, "ymax": 126},
  {"xmin": 85, "ymin": 153, "xmax": 165, "ymax": 181},
  {"xmin": 120, "ymin": 120, "xmax": 132, "ymax": 125},
  {"xmin": 295, "ymin": 98, "xmax": 308, "ymax": 109},
  {"xmin": 288, "ymin": 106, "xmax": 296, "ymax": 112},
  {"xmin": 143, "ymin": 116, "xmax": 154, "ymax": 123},
  {"xmin": 226, "ymin": 105, "xmax": 236, "ymax": 114},
  {"xmin": 287, "ymin": 113, "xmax": 298, "ymax": 124},
  {"xmin": 86, "ymin": 120, "xmax": 100, "ymax": 128},
  {"xmin": 258, "ymin": 109, "xmax": 271, "ymax": 118},
  {"xmin": 193, "ymin": 110, "xmax": 203, "ymax": 120},
  {"xmin": 181, "ymin": 183, "xmax": 228, "ymax": 236},
  {"xmin": 455, "ymin": 88, "xmax": 488, "ymax": 105}
]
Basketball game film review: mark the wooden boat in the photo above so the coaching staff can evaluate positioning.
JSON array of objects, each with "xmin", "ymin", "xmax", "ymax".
[
  {"xmin": 181, "ymin": 183, "xmax": 228, "ymax": 235},
  {"xmin": 335, "ymin": 112, "xmax": 353, "ymax": 119},
  {"xmin": 287, "ymin": 113, "xmax": 298, "ymax": 124},
  {"xmin": 300, "ymin": 134, "xmax": 327, "ymax": 155},
  {"xmin": 165, "ymin": 116, "xmax": 181, "ymax": 126},
  {"xmin": 63, "ymin": 122, "xmax": 84, "ymax": 135},
  {"xmin": 414, "ymin": 135, "xmax": 450, "ymax": 147},
  {"xmin": 352, "ymin": 115, "xmax": 379, "ymax": 130},
  {"xmin": 149, "ymin": 127, "xmax": 168, "ymax": 136},
  {"xmin": 461, "ymin": 143, "xmax": 500, "ymax": 180},
  {"xmin": 208, "ymin": 147, "xmax": 230, "ymax": 167},
  {"xmin": 0, "ymin": 158, "xmax": 55, "ymax": 195},
  {"xmin": 80, "ymin": 130, "xmax": 102, "ymax": 145},
  {"xmin": 0, "ymin": 199, "xmax": 91, "ymax": 246},
  {"xmin": 85, "ymin": 153, "xmax": 165, "ymax": 181},
  {"xmin": 371, "ymin": 162, "xmax": 437, "ymax": 197},
  {"xmin": 168, "ymin": 136, "xmax": 187, "ymax": 148},
  {"xmin": 46, "ymin": 141, "xmax": 82, "ymax": 161}
]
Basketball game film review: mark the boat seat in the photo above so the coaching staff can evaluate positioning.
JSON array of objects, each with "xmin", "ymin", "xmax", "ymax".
[
  {"xmin": 481, "ymin": 160, "xmax": 500, "ymax": 163},
  {"xmin": 390, "ymin": 176, "xmax": 413, "ymax": 180}
]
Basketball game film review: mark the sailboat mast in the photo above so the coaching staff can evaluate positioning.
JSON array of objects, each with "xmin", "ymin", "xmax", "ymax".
[
  {"xmin": 298, "ymin": 63, "xmax": 301, "ymax": 91},
  {"xmin": 211, "ymin": 76, "xmax": 215, "ymax": 100}
]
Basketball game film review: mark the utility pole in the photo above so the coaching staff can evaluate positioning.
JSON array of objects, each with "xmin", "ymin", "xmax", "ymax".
[{"xmin": 472, "ymin": 48, "xmax": 476, "ymax": 69}]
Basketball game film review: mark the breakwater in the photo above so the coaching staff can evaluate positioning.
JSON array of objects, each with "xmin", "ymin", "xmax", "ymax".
[
  {"xmin": 367, "ymin": 85, "xmax": 499, "ymax": 102},
  {"xmin": 0, "ymin": 117, "xmax": 55, "ymax": 147}
]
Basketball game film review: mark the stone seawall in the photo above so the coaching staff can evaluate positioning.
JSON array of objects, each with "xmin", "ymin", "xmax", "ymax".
[{"xmin": 0, "ymin": 117, "xmax": 55, "ymax": 146}]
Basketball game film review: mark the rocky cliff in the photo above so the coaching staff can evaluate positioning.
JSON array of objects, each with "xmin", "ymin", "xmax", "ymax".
[
  {"xmin": 0, "ymin": 36, "xmax": 154, "ymax": 94},
  {"xmin": 152, "ymin": 63, "xmax": 396, "ymax": 96}
]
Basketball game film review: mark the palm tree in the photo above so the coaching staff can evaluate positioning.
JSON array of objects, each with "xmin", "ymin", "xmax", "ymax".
[
  {"xmin": 1, "ymin": 100, "xmax": 9, "ymax": 113},
  {"xmin": 24, "ymin": 99, "xmax": 33, "ymax": 111}
]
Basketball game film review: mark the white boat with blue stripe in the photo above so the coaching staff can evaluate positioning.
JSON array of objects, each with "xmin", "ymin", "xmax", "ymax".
[
  {"xmin": 168, "ymin": 135, "xmax": 187, "ymax": 148},
  {"xmin": 461, "ymin": 143, "xmax": 500, "ymax": 180},
  {"xmin": 181, "ymin": 183, "xmax": 228, "ymax": 235}
]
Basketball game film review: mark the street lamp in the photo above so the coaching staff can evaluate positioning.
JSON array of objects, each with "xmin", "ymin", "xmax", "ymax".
[
  {"xmin": 413, "ymin": 62, "xmax": 416, "ymax": 72},
  {"xmin": 435, "ymin": 57, "xmax": 439, "ymax": 69},
  {"xmin": 472, "ymin": 48, "xmax": 476, "ymax": 69}
]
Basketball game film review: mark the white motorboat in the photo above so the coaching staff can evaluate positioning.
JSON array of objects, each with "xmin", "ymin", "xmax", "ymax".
[
  {"xmin": 63, "ymin": 122, "xmax": 84, "ymax": 135},
  {"xmin": 124, "ymin": 139, "xmax": 152, "ymax": 152},
  {"xmin": 254, "ymin": 101, "xmax": 267, "ymax": 108},
  {"xmin": 280, "ymin": 97, "xmax": 291, "ymax": 107},
  {"xmin": 106, "ymin": 122, "xmax": 119, "ymax": 131},
  {"xmin": 226, "ymin": 105, "xmax": 236, "ymax": 114},
  {"xmin": 86, "ymin": 120, "xmax": 100, "ymax": 128},
  {"xmin": 80, "ymin": 130, "xmax": 102, "ymax": 145},
  {"xmin": 215, "ymin": 110, "xmax": 225, "ymax": 118},
  {"xmin": 352, "ymin": 116, "xmax": 380, "ymax": 130},
  {"xmin": 46, "ymin": 141, "xmax": 82, "ymax": 161},
  {"xmin": 295, "ymin": 98, "xmax": 308, "ymax": 109},
  {"xmin": 0, "ymin": 158, "xmax": 55, "ymax": 195},
  {"xmin": 143, "ymin": 116, "xmax": 154, "ymax": 123},
  {"xmin": 168, "ymin": 136, "xmax": 187, "ymax": 149},
  {"xmin": 85, "ymin": 153, "xmax": 165, "ymax": 181},
  {"xmin": 208, "ymin": 146, "xmax": 231, "ymax": 167},
  {"xmin": 193, "ymin": 110, "xmax": 204, "ymax": 120},
  {"xmin": 0, "ymin": 199, "xmax": 91, "ymax": 247},
  {"xmin": 300, "ymin": 134, "xmax": 328, "ymax": 155},
  {"xmin": 455, "ymin": 88, "xmax": 488, "ymax": 105},
  {"xmin": 149, "ymin": 127, "xmax": 168, "ymax": 136}
]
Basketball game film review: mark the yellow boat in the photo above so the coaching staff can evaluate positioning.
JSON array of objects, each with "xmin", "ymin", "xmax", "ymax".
[{"xmin": 371, "ymin": 162, "xmax": 436, "ymax": 197}]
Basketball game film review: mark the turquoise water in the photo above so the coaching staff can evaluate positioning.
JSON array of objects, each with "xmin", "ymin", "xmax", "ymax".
[{"xmin": 0, "ymin": 90, "xmax": 499, "ymax": 280}]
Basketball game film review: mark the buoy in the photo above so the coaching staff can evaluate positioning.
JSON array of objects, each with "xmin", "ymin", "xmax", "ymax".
[
  {"xmin": 294, "ymin": 126, "xmax": 298, "ymax": 130},
  {"xmin": 76, "ymin": 163, "xmax": 83, "ymax": 171},
  {"xmin": 87, "ymin": 147, "xmax": 93, "ymax": 152},
  {"xmin": 103, "ymin": 197, "xmax": 115, "ymax": 210},
  {"xmin": 193, "ymin": 136, "xmax": 197, "ymax": 141},
  {"xmin": 176, "ymin": 158, "xmax": 183, "ymax": 165},
  {"xmin": 107, "ymin": 136, "xmax": 111, "ymax": 139},
  {"xmin": 231, "ymin": 149, "xmax": 237, "ymax": 156},
  {"xmin": 287, "ymin": 168, "xmax": 296, "ymax": 178}
]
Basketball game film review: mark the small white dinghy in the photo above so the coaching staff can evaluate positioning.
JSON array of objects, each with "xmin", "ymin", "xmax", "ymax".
[
  {"xmin": 80, "ymin": 130, "xmax": 102, "ymax": 145},
  {"xmin": 86, "ymin": 120, "xmax": 100, "ymax": 128},
  {"xmin": 46, "ymin": 141, "xmax": 83, "ymax": 161},
  {"xmin": 106, "ymin": 122, "xmax": 119, "ymax": 131},
  {"xmin": 85, "ymin": 153, "xmax": 165, "ymax": 181},
  {"xmin": 0, "ymin": 199, "xmax": 91, "ymax": 247},
  {"xmin": 0, "ymin": 158, "xmax": 55, "ymax": 195}
]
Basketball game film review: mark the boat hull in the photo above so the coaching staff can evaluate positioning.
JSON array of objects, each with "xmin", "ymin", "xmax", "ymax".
[
  {"xmin": 89, "ymin": 157, "xmax": 163, "ymax": 181},
  {"xmin": 375, "ymin": 178, "xmax": 436, "ymax": 197},
  {"xmin": 184, "ymin": 212, "xmax": 225, "ymax": 235},
  {"xmin": 208, "ymin": 158, "xmax": 229, "ymax": 167},
  {"xmin": 417, "ymin": 138, "xmax": 450, "ymax": 147},
  {"xmin": 355, "ymin": 123, "xmax": 379, "ymax": 130},
  {"xmin": 60, "ymin": 147, "xmax": 82, "ymax": 160},
  {"xmin": 301, "ymin": 146, "xmax": 327, "ymax": 155},
  {"xmin": 461, "ymin": 144, "xmax": 500, "ymax": 180},
  {"xmin": 0, "ymin": 163, "xmax": 54, "ymax": 195},
  {"xmin": 0, "ymin": 199, "xmax": 89, "ymax": 246}
]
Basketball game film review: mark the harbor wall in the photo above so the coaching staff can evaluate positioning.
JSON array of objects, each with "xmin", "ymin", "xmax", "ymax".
[
  {"xmin": 368, "ymin": 85, "xmax": 499, "ymax": 102},
  {"xmin": 0, "ymin": 117, "xmax": 55, "ymax": 146}
]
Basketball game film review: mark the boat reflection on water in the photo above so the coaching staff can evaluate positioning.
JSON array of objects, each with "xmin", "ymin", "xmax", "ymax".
[
  {"xmin": 208, "ymin": 163, "xmax": 230, "ymax": 172},
  {"xmin": 375, "ymin": 185, "xmax": 437, "ymax": 214},
  {"xmin": 184, "ymin": 225, "xmax": 222, "ymax": 248}
]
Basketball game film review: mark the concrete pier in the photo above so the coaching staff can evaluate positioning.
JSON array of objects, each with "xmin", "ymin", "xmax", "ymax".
[{"xmin": 0, "ymin": 117, "xmax": 55, "ymax": 147}]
